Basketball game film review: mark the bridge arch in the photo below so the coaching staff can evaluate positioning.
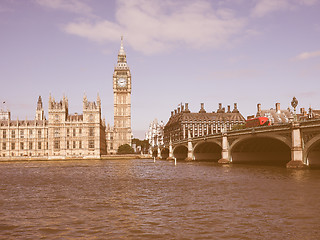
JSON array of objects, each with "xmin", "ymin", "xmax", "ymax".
[
  {"xmin": 173, "ymin": 145, "xmax": 188, "ymax": 160},
  {"xmin": 161, "ymin": 148, "xmax": 169, "ymax": 160},
  {"xmin": 193, "ymin": 140, "xmax": 222, "ymax": 161},
  {"xmin": 304, "ymin": 134, "xmax": 320, "ymax": 168},
  {"xmin": 230, "ymin": 136, "xmax": 291, "ymax": 166}
]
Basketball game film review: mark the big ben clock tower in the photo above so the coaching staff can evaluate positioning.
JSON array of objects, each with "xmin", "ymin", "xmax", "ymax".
[{"xmin": 113, "ymin": 36, "xmax": 132, "ymax": 151}]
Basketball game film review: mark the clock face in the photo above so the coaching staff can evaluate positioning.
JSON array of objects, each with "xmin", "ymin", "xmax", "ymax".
[{"xmin": 117, "ymin": 78, "xmax": 127, "ymax": 87}]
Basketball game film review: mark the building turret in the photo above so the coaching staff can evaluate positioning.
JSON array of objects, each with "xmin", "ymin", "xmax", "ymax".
[
  {"xmin": 97, "ymin": 93, "xmax": 101, "ymax": 109},
  {"xmin": 36, "ymin": 96, "xmax": 45, "ymax": 120},
  {"xmin": 83, "ymin": 94, "xmax": 88, "ymax": 109},
  {"xmin": 116, "ymin": 36, "xmax": 128, "ymax": 69},
  {"xmin": 48, "ymin": 95, "xmax": 68, "ymax": 122}
]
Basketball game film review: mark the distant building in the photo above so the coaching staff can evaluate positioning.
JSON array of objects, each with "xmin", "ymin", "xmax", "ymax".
[
  {"xmin": 164, "ymin": 103, "xmax": 246, "ymax": 144},
  {"xmin": 255, "ymin": 103, "xmax": 320, "ymax": 124},
  {"xmin": 255, "ymin": 103, "xmax": 293, "ymax": 124},
  {"xmin": 145, "ymin": 119, "xmax": 164, "ymax": 147},
  {"xmin": 298, "ymin": 107, "xmax": 320, "ymax": 121}
]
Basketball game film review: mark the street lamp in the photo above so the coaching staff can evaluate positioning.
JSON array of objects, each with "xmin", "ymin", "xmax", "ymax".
[{"xmin": 291, "ymin": 96, "xmax": 298, "ymax": 122}]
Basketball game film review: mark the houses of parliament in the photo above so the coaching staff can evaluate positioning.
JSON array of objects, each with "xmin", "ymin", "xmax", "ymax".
[{"xmin": 0, "ymin": 37, "xmax": 132, "ymax": 159}]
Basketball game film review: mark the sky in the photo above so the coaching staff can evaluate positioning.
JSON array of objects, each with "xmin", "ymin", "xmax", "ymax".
[{"xmin": 1, "ymin": 0, "xmax": 320, "ymax": 139}]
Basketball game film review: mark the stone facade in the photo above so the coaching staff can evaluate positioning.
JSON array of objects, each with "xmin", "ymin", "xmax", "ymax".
[
  {"xmin": 111, "ymin": 36, "xmax": 132, "ymax": 154},
  {"xmin": 0, "ymin": 95, "xmax": 106, "ymax": 159},
  {"xmin": 164, "ymin": 102, "xmax": 246, "ymax": 144}
]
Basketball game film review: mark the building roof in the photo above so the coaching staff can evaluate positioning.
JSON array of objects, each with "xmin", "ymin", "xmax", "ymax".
[{"xmin": 165, "ymin": 103, "xmax": 245, "ymax": 127}]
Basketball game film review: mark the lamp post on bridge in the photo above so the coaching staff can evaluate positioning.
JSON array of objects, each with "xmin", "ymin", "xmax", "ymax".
[{"xmin": 291, "ymin": 96, "xmax": 298, "ymax": 122}]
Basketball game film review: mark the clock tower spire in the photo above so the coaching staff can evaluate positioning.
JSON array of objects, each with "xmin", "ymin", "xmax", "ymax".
[{"xmin": 112, "ymin": 36, "xmax": 132, "ymax": 152}]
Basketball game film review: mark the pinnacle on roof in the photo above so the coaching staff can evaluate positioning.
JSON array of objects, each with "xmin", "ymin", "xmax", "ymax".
[
  {"xmin": 37, "ymin": 96, "xmax": 43, "ymax": 110},
  {"xmin": 118, "ymin": 36, "xmax": 126, "ymax": 56}
]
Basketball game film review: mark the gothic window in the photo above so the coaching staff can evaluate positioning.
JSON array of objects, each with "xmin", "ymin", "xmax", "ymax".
[
  {"xmin": 11, "ymin": 130, "xmax": 15, "ymax": 138},
  {"xmin": 20, "ymin": 142, "xmax": 24, "ymax": 150},
  {"xmin": 89, "ymin": 114, "xmax": 94, "ymax": 122},
  {"xmin": 54, "ymin": 128, "xmax": 60, "ymax": 137},
  {"xmin": 73, "ymin": 129, "xmax": 76, "ymax": 137},
  {"xmin": 55, "ymin": 114, "xmax": 59, "ymax": 122},
  {"xmin": 67, "ymin": 141, "xmax": 69, "ymax": 149},
  {"xmin": 54, "ymin": 141, "xmax": 60, "ymax": 150},
  {"xmin": 79, "ymin": 129, "xmax": 82, "ymax": 135},
  {"xmin": 79, "ymin": 141, "xmax": 82, "ymax": 149},
  {"xmin": 88, "ymin": 140, "xmax": 94, "ymax": 149},
  {"xmin": 29, "ymin": 130, "xmax": 33, "ymax": 137},
  {"xmin": 89, "ymin": 128, "xmax": 94, "ymax": 137},
  {"xmin": 38, "ymin": 129, "xmax": 41, "ymax": 138},
  {"xmin": 11, "ymin": 143, "xmax": 15, "ymax": 150},
  {"xmin": 2, "ymin": 142, "xmax": 6, "ymax": 150},
  {"xmin": 38, "ymin": 142, "xmax": 41, "ymax": 150},
  {"xmin": 67, "ymin": 128, "xmax": 70, "ymax": 137},
  {"xmin": 2, "ymin": 130, "xmax": 6, "ymax": 138},
  {"xmin": 73, "ymin": 141, "xmax": 76, "ymax": 149},
  {"xmin": 29, "ymin": 142, "xmax": 33, "ymax": 150},
  {"xmin": 20, "ymin": 130, "xmax": 24, "ymax": 138}
]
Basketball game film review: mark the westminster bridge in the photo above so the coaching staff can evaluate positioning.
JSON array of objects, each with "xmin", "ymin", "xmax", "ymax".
[{"xmin": 153, "ymin": 119, "xmax": 320, "ymax": 168}]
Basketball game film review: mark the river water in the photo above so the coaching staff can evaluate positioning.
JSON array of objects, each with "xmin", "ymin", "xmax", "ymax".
[{"xmin": 0, "ymin": 159, "xmax": 320, "ymax": 239}]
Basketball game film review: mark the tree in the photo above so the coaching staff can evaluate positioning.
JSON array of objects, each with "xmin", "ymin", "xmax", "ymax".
[{"xmin": 117, "ymin": 144, "xmax": 134, "ymax": 154}]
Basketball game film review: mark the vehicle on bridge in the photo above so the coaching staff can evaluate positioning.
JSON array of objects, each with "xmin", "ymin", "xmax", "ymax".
[{"xmin": 246, "ymin": 117, "xmax": 270, "ymax": 128}]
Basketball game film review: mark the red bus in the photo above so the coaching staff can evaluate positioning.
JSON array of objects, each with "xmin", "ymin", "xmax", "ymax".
[{"xmin": 246, "ymin": 117, "xmax": 270, "ymax": 128}]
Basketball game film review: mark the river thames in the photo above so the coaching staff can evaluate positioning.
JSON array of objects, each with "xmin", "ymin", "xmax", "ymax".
[{"xmin": 0, "ymin": 159, "xmax": 320, "ymax": 239}]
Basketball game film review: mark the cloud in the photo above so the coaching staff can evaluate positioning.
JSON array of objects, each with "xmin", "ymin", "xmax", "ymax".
[
  {"xmin": 251, "ymin": 0, "xmax": 318, "ymax": 18},
  {"xmin": 251, "ymin": 0, "xmax": 290, "ymax": 17},
  {"xmin": 35, "ymin": 0, "xmax": 94, "ymax": 16},
  {"xmin": 293, "ymin": 50, "xmax": 320, "ymax": 60},
  {"xmin": 63, "ymin": 0, "xmax": 247, "ymax": 54}
]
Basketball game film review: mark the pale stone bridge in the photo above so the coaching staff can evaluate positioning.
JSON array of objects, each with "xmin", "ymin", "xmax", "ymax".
[{"xmin": 154, "ymin": 120, "xmax": 320, "ymax": 168}]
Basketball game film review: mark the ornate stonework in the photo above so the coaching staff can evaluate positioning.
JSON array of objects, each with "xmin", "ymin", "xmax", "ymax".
[
  {"xmin": 0, "ymin": 95, "xmax": 106, "ymax": 159},
  {"xmin": 112, "ymin": 37, "xmax": 132, "ymax": 152}
]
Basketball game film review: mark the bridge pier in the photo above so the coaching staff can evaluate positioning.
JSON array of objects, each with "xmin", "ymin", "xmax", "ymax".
[
  {"xmin": 218, "ymin": 132, "xmax": 231, "ymax": 164},
  {"xmin": 167, "ymin": 138, "xmax": 174, "ymax": 160},
  {"xmin": 186, "ymin": 130, "xmax": 193, "ymax": 161},
  {"xmin": 287, "ymin": 122, "xmax": 308, "ymax": 169},
  {"xmin": 156, "ymin": 145, "xmax": 161, "ymax": 159}
]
